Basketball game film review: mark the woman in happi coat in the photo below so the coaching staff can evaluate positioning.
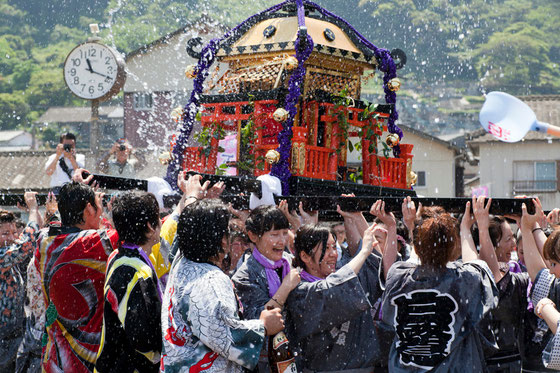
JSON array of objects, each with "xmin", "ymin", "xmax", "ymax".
[
  {"xmin": 284, "ymin": 200, "xmax": 399, "ymax": 372},
  {"xmin": 381, "ymin": 202, "xmax": 499, "ymax": 372},
  {"xmin": 232, "ymin": 205, "xmax": 301, "ymax": 371}
]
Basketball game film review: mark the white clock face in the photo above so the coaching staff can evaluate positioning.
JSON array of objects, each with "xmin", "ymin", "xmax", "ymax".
[{"xmin": 63, "ymin": 43, "xmax": 121, "ymax": 100}]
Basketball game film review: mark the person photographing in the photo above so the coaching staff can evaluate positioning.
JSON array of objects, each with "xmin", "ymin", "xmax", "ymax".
[
  {"xmin": 97, "ymin": 138, "xmax": 145, "ymax": 178},
  {"xmin": 44, "ymin": 132, "xmax": 85, "ymax": 192}
]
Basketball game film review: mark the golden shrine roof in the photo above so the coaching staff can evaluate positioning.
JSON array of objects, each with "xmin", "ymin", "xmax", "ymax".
[{"xmin": 217, "ymin": 16, "xmax": 377, "ymax": 66}]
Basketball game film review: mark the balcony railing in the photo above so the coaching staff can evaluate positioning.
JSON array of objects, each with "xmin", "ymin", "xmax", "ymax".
[
  {"xmin": 364, "ymin": 155, "xmax": 408, "ymax": 189},
  {"xmin": 511, "ymin": 179, "xmax": 558, "ymax": 193}
]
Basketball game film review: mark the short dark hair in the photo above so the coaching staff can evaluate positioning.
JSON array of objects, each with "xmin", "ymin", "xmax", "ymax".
[
  {"xmin": 0, "ymin": 210, "xmax": 16, "ymax": 225},
  {"xmin": 293, "ymin": 224, "xmax": 333, "ymax": 269},
  {"xmin": 471, "ymin": 215, "xmax": 505, "ymax": 248},
  {"xmin": 57, "ymin": 182, "xmax": 97, "ymax": 226},
  {"xmin": 413, "ymin": 213, "xmax": 459, "ymax": 267},
  {"xmin": 245, "ymin": 205, "xmax": 289, "ymax": 237},
  {"xmin": 544, "ymin": 228, "xmax": 560, "ymax": 263},
  {"xmin": 176, "ymin": 199, "xmax": 230, "ymax": 264},
  {"xmin": 112, "ymin": 191, "xmax": 160, "ymax": 246},
  {"xmin": 60, "ymin": 132, "xmax": 76, "ymax": 143}
]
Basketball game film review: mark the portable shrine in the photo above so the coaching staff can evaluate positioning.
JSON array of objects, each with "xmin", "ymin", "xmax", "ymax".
[{"xmin": 166, "ymin": 0, "xmax": 412, "ymax": 198}]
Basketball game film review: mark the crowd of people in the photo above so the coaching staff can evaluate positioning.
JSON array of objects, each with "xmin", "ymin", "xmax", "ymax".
[{"xmin": 2, "ymin": 134, "xmax": 560, "ymax": 372}]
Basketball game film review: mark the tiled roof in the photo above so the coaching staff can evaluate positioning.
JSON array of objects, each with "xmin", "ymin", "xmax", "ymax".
[
  {"xmin": 0, "ymin": 130, "xmax": 26, "ymax": 142},
  {"xmin": 0, "ymin": 151, "xmax": 55, "ymax": 190},
  {"xmin": 400, "ymin": 124, "xmax": 459, "ymax": 151},
  {"xmin": 468, "ymin": 95, "xmax": 560, "ymax": 143},
  {"xmin": 0, "ymin": 150, "xmax": 168, "ymax": 191}
]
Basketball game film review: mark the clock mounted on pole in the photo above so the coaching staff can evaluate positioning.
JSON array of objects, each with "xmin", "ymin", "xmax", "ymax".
[{"xmin": 63, "ymin": 24, "xmax": 126, "ymax": 153}]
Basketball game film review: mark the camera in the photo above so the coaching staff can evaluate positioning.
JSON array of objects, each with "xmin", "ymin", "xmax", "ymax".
[
  {"xmin": 119, "ymin": 145, "xmax": 127, "ymax": 151},
  {"xmin": 63, "ymin": 144, "xmax": 72, "ymax": 152}
]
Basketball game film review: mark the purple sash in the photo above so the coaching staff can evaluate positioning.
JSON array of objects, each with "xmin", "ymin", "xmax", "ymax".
[
  {"xmin": 252, "ymin": 248, "xmax": 290, "ymax": 297},
  {"xmin": 300, "ymin": 270, "xmax": 322, "ymax": 283}
]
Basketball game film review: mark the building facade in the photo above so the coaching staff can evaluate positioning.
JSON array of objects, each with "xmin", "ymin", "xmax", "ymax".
[{"xmin": 468, "ymin": 95, "xmax": 560, "ymax": 210}]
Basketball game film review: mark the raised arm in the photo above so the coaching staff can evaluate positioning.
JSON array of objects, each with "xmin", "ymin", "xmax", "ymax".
[
  {"xmin": 401, "ymin": 196, "xmax": 416, "ymax": 242},
  {"xmin": 131, "ymin": 147, "xmax": 147, "ymax": 172},
  {"xmin": 520, "ymin": 200, "xmax": 549, "ymax": 282},
  {"xmin": 24, "ymin": 191, "xmax": 41, "ymax": 227},
  {"xmin": 279, "ymin": 200, "xmax": 301, "ymax": 231},
  {"xmin": 336, "ymin": 205, "xmax": 361, "ymax": 257},
  {"xmin": 532, "ymin": 197, "xmax": 549, "ymax": 259},
  {"xmin": 346, "ymin": 222, "xmax": 379, "ymax": 275},
  {"xmin": 97, "ymin": 142, "xmax": 118, "ymax": 173},
  {"xmin": 460, "ymin": 200, "xmax": 479, "ymax": 263},
  {"xmin": 45, "ymin": 145, "xmax": 63, "ymax": 176},
  {"xmin": 370, "ymin": 200, "xmax": 398, "ymax": 278},
  {"xmin": 472, "ymin": 196, "xmax": 502, "ymax": 281}
]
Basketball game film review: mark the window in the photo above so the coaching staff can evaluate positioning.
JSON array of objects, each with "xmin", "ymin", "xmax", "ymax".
[
  {"xmin": 513, "ymin": 161, "xmax": 557, "ymax": 192},
  {"xmin": 415, "ymin": 171, "xmax": 426, "ymax": 187},
  {"xmin": 133, "ymin": 93, "xmax": 153, "ymax": 111}
]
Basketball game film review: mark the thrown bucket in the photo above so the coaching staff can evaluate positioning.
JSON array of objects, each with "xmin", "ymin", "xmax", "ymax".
[{"xmin": 479, "ymin": 91, "xmax": 560, "ymax": 142}]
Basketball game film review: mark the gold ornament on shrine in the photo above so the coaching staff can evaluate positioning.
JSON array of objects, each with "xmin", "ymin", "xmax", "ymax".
[
  {"xmin": 184, "ymin": 65, "xmax": 198, "ymax": 79},
  {"xmin": 170, "ymin": 107, "xmax": 184, "ymax": 123},
  {"xmin": 387, "ymin": 78, "xmax": 401, "ymax": 92},
  {"xmin": 409, "ymin": 171, "xmax": 418, "ymax": 186},
  {"xmin": 265, "ymin": 149, "xmax": 281, "ymax": 164},
  {"xmin": 285, "ymin": 56, "xmax": 298, "ymax": 71},
  {"xmin": 273, "ymin": 108, "xmax": 289, "ymax": 122},
  {"xmin": 385, "ymin": 133, "xmax": 400, "ymax": 148},
  {"xmin": 159, "ymin": 151, "xmax": 172, "ymax": 165}
]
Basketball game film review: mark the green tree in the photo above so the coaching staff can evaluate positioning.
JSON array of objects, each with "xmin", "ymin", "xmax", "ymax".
[{"xmin": 0, "ymin": 93, "xmax": 30, "ymax": 129}]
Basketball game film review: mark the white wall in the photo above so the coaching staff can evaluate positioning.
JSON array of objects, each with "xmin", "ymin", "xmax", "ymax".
[
  {"xmin": 10, "ymin": 132, "xmax": 32, "ymax": 146},
  {"xmin": 125, "ymin": 33, "xmax": 196, "ymax": 93},
  {"xmin": 406, "ymin": 132, "xmax": 456, "ymax": 197},
  {"xmin": 125, "ymin": 27, "xmax": 220, "ymax": 93}
]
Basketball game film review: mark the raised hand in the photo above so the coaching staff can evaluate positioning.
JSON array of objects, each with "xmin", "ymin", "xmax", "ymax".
[
  {"xmin": 24, "ymin": 191, "xmax": 38, "ymax": 211},
  {"xmin": 72, "ymin": 168, "xmax": 94, "ymax": 184},
  {"xmin": 521, "ymin": 199, "xmax": 541, "ymax": 231},
  {"xmin": 460, "ymin": 200, "xmax": 475, "ymax": 231},
  {"xmin": 279, "ymin": 200, "xmax": 301, "ymax": 230},
  {"xmin": 547, "ymin": 208, "xmax": 560, "ymax": 226},
  {"xmin": 298, "ymin": 201, "xmax": 318, "ymax": 225},
  {"xmin": 370, "ymin": 199, "xmax": 396, "ymax": 228},
  {"xmin": 206, "ymin": 181, "xmax": 226, "ymax": 199},
  {"xmin": 179, "ymin": 172, "xmax": 210, "ymax": 200},
  {"xmin": 472, "ymin": 196, "xmax": 492, "ymax": 230},
  {"xmin": 534, "ymin": 197, "xmax": 547, "ymax": 229},
  {"xmin": 401, "ymin": 196, "xmax": 416, "ymax": 234},
  {"xmin": 361, "ymin": 223, "xmax": 380, "ymax": 255},
  {"xmin": 45, "ymin": 191, "xmax": 58, "ymax": 216}
]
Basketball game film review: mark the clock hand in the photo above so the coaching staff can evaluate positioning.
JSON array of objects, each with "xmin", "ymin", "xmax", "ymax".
[
  {"xmin": 91, "ymin": 71, "xmax": 110, "ymax": 78},
  {"xmin": 86, "ymin": 58, "xmax": 94, "ymax": 73}
]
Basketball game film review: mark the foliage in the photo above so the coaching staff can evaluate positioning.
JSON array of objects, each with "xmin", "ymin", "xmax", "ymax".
[
  {"xmin": 193, "ymin": 122, "xmax": 226, "ymax": 158},
  {"xmin": 332, "ymin": 86, "xmax": 352, "ymax": 155},
  {"xmin": 237, "ymin": 95, "xmax": 266, "ymax": 174},
  {"xmin": 1, "ymin": 0, "xmax": 559, "ymax": 139}
]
